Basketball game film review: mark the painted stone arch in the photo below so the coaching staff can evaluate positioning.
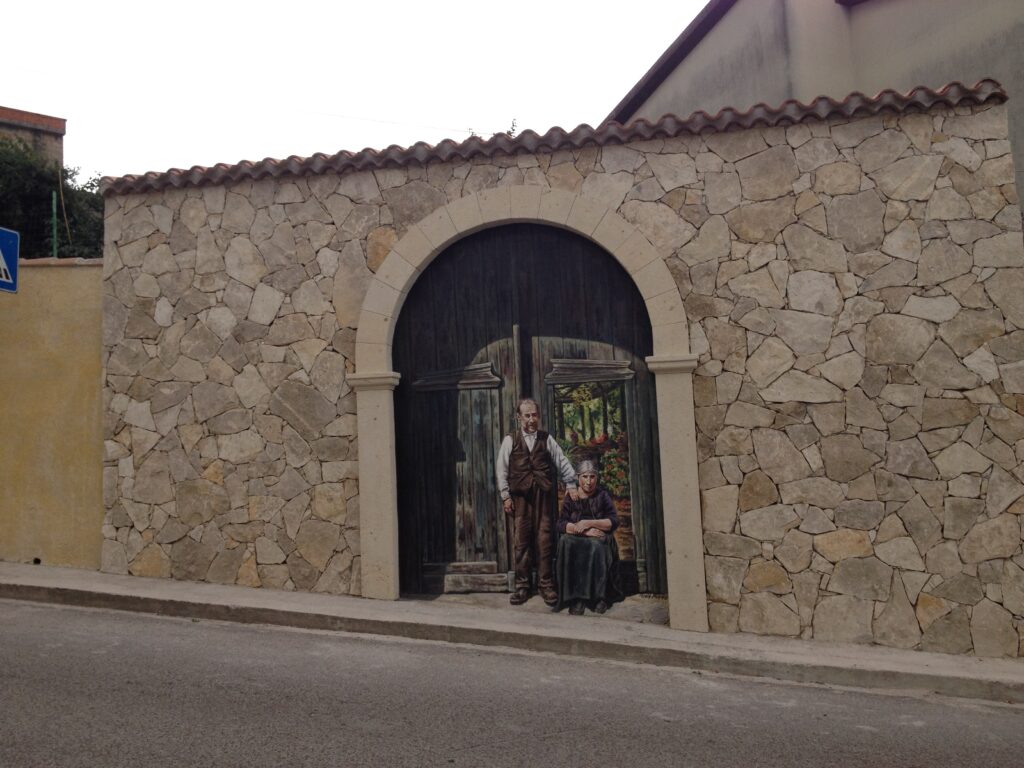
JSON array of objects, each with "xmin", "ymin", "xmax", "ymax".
[{"xmin": 349, "ymin": 185, "xmax": 708, "ymax": 631}]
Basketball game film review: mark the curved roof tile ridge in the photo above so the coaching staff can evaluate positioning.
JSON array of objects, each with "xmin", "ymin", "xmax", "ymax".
[{"xmin": 102, "ymin": 79, "xmax": 1005, "ymax": 196}]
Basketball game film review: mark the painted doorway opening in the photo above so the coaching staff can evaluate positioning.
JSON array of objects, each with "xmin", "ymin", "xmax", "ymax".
[{"xmin": 392, "ymin": 223, "xmax": 665, "ymax": 596}]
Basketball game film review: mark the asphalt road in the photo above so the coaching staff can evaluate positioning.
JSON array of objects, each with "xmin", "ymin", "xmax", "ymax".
[{"xmin": 1, "ymin": 599, "xmax": 1020, "ymax": 767}]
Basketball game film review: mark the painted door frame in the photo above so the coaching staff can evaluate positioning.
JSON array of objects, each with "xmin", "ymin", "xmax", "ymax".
[{"xmin": 348, "ymin": 185, "xmax": 708, "ymax": 631}]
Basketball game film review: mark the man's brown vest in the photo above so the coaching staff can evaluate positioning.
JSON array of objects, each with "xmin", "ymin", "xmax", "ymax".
[{"xmin": 507, "ymin": 430, "xmax": 554, "ymax": 494}]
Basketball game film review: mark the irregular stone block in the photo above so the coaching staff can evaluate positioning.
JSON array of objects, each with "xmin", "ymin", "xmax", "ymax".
[
  {"xmin": 854, "ymin": 130, "xmax": 910, "ymax": 174},
  {"xmin": 920, "ymin": 607, "xmax": 972, "ymax": 654},
  {"xmin": 817, "ymin": 352, "xmax": 864, "ymax": 391},
  {"xmin": 938, "ymin": 309, "xmax": 1007, "ymax": 357},
  {"xmin": 708, "ymin": 603, "xmax": 739, "ymax": 633},
  {"xmin": 206, "ymin": 547, "xmax": 247, "ymax": 584},
  {"xmin": 705, "ymin": 130, "xmax": 768, "ymax": 162},
  {"xmin": 897, "ymin": 495, "xmax": 942, "ymax": 554},
  {"xmin": 943, "ymin": 497, "xmax": 984, "ymax": 540},
  {"xmin": 735, "ymin": 145, "xmax": 799, "ymax": 201},
  {"xmin": 820, "ymin": 435, "xmax": 879, "ymax": 483},
  {"xmin": 912, "ymin": 341, "xmax": 980, "ymax": 390},
  {"xmin": 885, "ymin": 439, "xmax": 938, "ymax": 480},
  {"xmin": 782, "ymin": 223, "xmax": 847, "ymax": 273},
  {"xmin": 286, "ymin": 552, "xmax": 319, "ymax": 590},
  {"xmin": 760, "ymin": 370, "xmax": 842, "ymax": 403},
  {"xmin": 217, "ymin": 428, "xmax": 266, "ymax": 464},
  {"xmin": 208, "ymin": 408, "xmax": 253, "ymax": 435},
  {"xmin": 740, "ymin": 505, "xmax": 799, "ymax": 542},
  {"xmin": 814, "ymin": 594, "xmax": 873, "ymax": 643},
  {"xmin": 269, "ymin": 381, "xmax": 337, "ymax": 441},
  {"xmin": 835, "ymin": 500, "xmax": 884, "ymax": 530},
  {"xmin": 828, "ymin": 556, "xmax": 892, "ymax": 600},
  {"xmin": 799, "ymin": 508, "xmax": 836, "ymax": 535},
  {"xmin": 788, "ymin": 270, "xmax": 842, "ymax": 316},
  {"xmin": 970, "ymin": 599, "xmax": 1019, "ymax": 657},
  {"xmin": 870, "ymin": 155, "xmax": 942, "ymax": 201},
  {"xmin": 881, "ymin": 219, "xmax": 921, "ymax": 262},
  {"xmin": 129, "ymin": 543, "xmax": 172, "ymax": 578},
  {"xmin": 294, "ymin": 518, "xmax": 342, "ymax": 571},
  {"xmin": 974, "ymin": 231, "xmax": 1024, "ymax": 268},
  {"xmin": 738, "ymin": 593, "xmax": 800, "ymax": 636},
  {"xmin": 827, "ymin": 190, "xmax": 885, "ymax": 252},
  {"xmin": 865, "ymin": 315, "xmax": 934, "ymax": 365},
  {"xmin": 192, "ymin": 381, "xmax": 241, "ymax": 423},
  {"xmin": 725, "ymin": 198, "xmax": 796, "ymax": 242},
  {"xmin": 1001, "ymin": 562, "xmax": 1024, "ymax": 616},
  {"xmin": 701, "ymin": 483, "xmax": 739, "ymax": 532},
  {"xmin": 844, "ymin": 388, "xmax": 885, "ymax": 430},
  {"xmin": 705, "ymin": 555, "xmax": 747, "ymax": 605},
  {"xmin": 133, "ymin": 452, "xmax": 174, "ymax": 505},
  {"xmin": 932, "ymin": 442, "xmax": 992, "ymax": 479},
  {"xmin": 175, "ymin": 479, "xmax": 230, "ymax": 527},
  {"xmin": 752, "ymin": 429, "xmax": 811, "ymax": 484},
  {"xmin": 743, "ymin": 561, "xmax": 793, "ymax": 594},
  {"xmin": 930, "ymin": 574, "xmax": 984, "ymax": 605},
  {"xmin": 873, "ymin": 573, "xmax": 922, "ymax": 649},
  {"xmin": 739, "ymin": 470, "xmax": 779, "ymax": 512},
  {"xmin": 746, "ymin": 337, "xmax": 795, "ymax": 387},
  {"xmin": 814, "ymin": 529, "xmax": 872, "ymax": 562},
  {"xmin": 918, "ymin": 239, "xmax": 972, "ymax": 285},
  {"xmin": 779, "ymin": 477, "xmax": 844, "ymax": 509},
  {"xmin": 988, "ymin": 466, "xmax": 1024, "ymax": 517},
  {"xmin": 774, "ymin": 529, "xmax": 813, "ymax": 573},
  {"xmin": 959, "ymin": 515, "xmax": 1021, "ymax": 563},
  {"xmin": 170, "ymin": 537, "xmax": 217, "ymax": 581},
  {"xmin": 901, "ymin": 296, "xmax": 961, "ymax": 323},
  {"xmin": 704, "ymin": 532, "xmax": 762, "ymax": 559},
  {"xmin": 728, "ymin": 268, "xmax": 785, "ymax": 308},
  {"xmin": 921, "ymin": 398, "xmax": 978, "ymax": 430},
  {"xmin": 705, "ymin": 172, "xmax": 742, "ymax": 214},
  {"xmin": 314, "ymin": 551, "xmax": 355, "ymax": 595}
]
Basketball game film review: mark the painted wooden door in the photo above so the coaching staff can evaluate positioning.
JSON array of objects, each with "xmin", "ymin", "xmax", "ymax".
[{"xmin": 393, "ymin": 224, "xmax": 664, "ymax": 594}]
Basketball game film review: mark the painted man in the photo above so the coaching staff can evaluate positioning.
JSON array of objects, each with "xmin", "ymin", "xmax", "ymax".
[{"xmin": 496, "ymin": 398, "xmax": 577, "ymax": 606}]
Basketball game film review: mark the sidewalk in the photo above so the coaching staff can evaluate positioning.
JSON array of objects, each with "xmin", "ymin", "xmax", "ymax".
[{"xmin": 1, "ymin": 561, "xmax": 1022, "ymax": 705}]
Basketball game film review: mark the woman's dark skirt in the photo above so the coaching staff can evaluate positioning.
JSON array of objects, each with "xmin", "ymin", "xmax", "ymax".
[{"xmin": 555, "ymin": 534, "xmax": 622, "ymax": 609}]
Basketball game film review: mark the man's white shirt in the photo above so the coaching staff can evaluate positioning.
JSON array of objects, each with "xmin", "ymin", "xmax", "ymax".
[{"xmin": 495, "ymin": 431, "xmax": 577, "ymax": 501}]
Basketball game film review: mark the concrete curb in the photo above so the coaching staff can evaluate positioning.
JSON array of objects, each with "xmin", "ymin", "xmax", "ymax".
[{"xmin": 2, "ymin": 574, "xmax": 1022, "ymax": 706}]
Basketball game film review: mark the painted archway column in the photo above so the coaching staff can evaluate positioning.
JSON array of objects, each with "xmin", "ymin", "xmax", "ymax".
[
  {"xmin": 348, "ymin": 371, "xmax": 402, "ymax": 599},
  {"xmin": 645, "ymin": 354, "xmax": 709, "ymax": 632}
]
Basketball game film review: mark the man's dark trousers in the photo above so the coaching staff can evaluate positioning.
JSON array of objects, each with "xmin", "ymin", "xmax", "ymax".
[{"xmin": 512, "ymin": 484, "xmax": 555, "ymax": 594}]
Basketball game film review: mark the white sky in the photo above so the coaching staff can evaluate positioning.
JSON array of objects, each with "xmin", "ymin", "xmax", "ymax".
[{"xmin": 7, "ymin": 1, "xmax": 707, "ymax": 181}]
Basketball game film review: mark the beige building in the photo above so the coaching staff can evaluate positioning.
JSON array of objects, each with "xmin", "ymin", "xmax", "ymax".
[
  {"xmin": 608, "ymin": 0, "xmax": 1024, "ymax": 202},
  {"xmin": 0, "ymin": 260, "xmax": 104, "ymax": 569}
]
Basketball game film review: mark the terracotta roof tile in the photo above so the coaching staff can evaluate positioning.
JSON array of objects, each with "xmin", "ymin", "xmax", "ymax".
[{"xmin": 101, "ymin": 80, "xmax": 1006, "ymax": 197}]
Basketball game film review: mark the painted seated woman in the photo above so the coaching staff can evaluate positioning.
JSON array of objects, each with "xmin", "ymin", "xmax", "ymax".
[{"xmin": 555, "ymin": 459, "xmax": 621, "ymax": 616}]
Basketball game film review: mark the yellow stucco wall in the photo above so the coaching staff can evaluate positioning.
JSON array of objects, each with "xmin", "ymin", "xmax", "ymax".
[{"xmin": 0, "ymin": 259, "xmax": 103, "ymax": 568}]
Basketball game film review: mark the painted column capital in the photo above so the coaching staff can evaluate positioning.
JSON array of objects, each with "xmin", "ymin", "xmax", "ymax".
[
  {"xmin": 348, "ymin": 371, "xmax": 401, "ymax": 391},
  {"xmin": 644, "ymin": 354, "xmax": 699, "ymax": 374}
]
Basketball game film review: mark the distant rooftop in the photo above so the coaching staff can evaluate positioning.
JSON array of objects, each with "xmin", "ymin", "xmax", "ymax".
[{"xmin": 0, "ymin": 106, "xmax": 66, "ymax": 136}]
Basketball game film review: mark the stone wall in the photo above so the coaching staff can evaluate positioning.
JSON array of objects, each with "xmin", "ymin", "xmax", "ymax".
[
  {"xmin": 101, "ymin": 98, "xmax": 1024, "ymax": 655},
  {"xmin": 689, "ymin": 103, "xmax": 1024, "ymax": 656}
]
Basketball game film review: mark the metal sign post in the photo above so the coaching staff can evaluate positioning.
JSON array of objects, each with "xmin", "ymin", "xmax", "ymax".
[{"xmin": 0, "ymin": 227, "xmax": 20, "ymax": 294}]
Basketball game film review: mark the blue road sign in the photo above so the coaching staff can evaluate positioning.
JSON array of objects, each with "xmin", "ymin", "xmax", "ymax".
[{"xmin": 0, "ymin": 227, "xmax": 18, "ymax": 294}]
